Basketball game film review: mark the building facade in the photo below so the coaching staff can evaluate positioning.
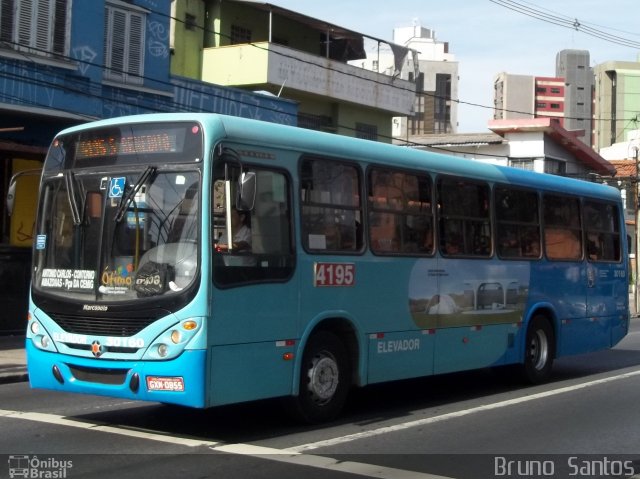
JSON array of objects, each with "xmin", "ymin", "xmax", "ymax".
[
  {"xmin": 358, "ymin": 23, "xmax": 458, "ymax": 138},
  {"xmin": 593, "ymin": 60, "xmax": 640, "ymax": 151},
  {"xmin": 173, "ymin": 0, "xmax": 416, "ymax": 142},
  {"xmin": 493, "ymin": 73, "xmax": 566, "ymax": 128},
  {"xmin": 405, "ymin": 118, "xmax": 614, "ymax": 180},
  {"xmin": 493, "ymin": 73, "xmax": 536, "ymax": 121},
  {"xmin": 556, "ymin": 49, "xmax": 593, "ymax": 147},
  {"xmin": 0, "ymin": 0, "xmax": 297, "ymax": 332}
]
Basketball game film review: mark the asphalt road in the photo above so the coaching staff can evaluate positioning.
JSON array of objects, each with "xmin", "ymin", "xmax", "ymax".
[{"xmin": 2, "ymin": 321, "xmax": 640, "ymax": 479}]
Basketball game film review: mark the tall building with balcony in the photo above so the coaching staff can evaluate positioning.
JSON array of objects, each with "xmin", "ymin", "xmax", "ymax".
[{"xmin": 170, "ymin": 0, "xmax": 416, "ymax": 142}]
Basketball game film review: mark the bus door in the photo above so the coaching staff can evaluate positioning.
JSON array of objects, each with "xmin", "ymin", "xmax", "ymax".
[
  {"xmin": 210, "ymin": 164, "xmax": 297, "ymax": 406},
  {"xmin": 584, "ymin": 201, "xmax": 626, "ymax": 350}
]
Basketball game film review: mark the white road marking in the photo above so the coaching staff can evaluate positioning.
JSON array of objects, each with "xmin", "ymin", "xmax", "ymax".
[
  {"xmin": 0, "ymin": 409, "xmax": 219, "ymax": 447},
  {"xmin": 289, "ymin": 368, "xmax": 640, "ymax": 452},
  {"xmin": 213, "ymin": 443, "xmax": 453, "ymax": 479},
  {"xmin": 0, "ymin": 408, "xmax": 453, "ymax": 478},
  {"xmin": 4, "ymin": 368, "xmax": 640, "ymax": 478}
]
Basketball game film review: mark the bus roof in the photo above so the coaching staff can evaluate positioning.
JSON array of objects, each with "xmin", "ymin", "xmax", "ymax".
[{"xmin": 56, "ymin": 113, "xmax": 621, "ymax": 203}]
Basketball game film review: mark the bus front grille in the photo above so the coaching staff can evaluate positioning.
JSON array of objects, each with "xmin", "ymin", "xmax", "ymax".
[
  {"xmin": 49, "ymin": 313, "xmax": 157, "ymax": 337},
  {"xmin": 67, "ymin": 364, "xmax": 130, "ymax": 385}
]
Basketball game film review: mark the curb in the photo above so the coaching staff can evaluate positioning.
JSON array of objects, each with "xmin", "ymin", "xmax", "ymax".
[{"xmin": 0, "ymin": 371, "xmax": 28, "ymax": 385}]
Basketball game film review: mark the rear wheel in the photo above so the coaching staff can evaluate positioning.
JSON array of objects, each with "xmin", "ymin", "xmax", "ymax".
[
  {"xmin": 289, "ymin": 331, "xmax": 350, "ymax": 423},
  {"xmin": 521, "ymin": 316, "xmax": 555, "ymax": 384}
]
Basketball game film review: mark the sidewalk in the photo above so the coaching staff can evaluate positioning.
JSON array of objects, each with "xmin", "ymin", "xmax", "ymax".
[{"xmin": 0, "ymin": 335, "xmax": 27, "ymax": 384}]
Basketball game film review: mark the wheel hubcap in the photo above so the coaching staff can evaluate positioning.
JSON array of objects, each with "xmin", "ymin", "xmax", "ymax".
[
  {"xmin": 529, "ymin": 330, "xmax": 549, "ymax": 371},
  {"xmin": 307, "ymin": 352, "xmax": 339, "ymax": 405}
]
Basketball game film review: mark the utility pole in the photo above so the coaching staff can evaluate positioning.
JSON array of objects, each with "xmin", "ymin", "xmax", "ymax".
[{"xmin": 635, "ymin": 145, "xmax": 640, "ymax": 316}]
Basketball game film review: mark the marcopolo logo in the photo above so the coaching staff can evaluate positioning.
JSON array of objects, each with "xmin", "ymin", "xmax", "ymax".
[
  {"xmin": 82, "ymin": 304, "xmax": 108, "ymax": 312},
  {"xmin": 8, "ymin": 455, "xmax": 73, "ymax": 478}
]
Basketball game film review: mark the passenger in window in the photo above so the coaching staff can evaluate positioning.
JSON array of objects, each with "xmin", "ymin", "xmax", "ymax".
[
  {"xmin": 523, "ymin": 233, "xmax": 541, "ymax": 257},
  {"xmin": 587, "ymin": 234, "xmax": 602, "ymax": 260},
  {"xmin": 443, "ymin": 234, "xmax": 463, "ymax": 255},
  {"xmin": 216, "ymin": 209, "xmax": 251, "ymax": 252}
]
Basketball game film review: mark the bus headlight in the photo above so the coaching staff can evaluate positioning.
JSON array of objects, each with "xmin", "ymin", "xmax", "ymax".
[
  {"xmin": 41, "ymin": 336, "xmax": 50, "ymax": 349},
  {"xmin": 157, "ymin": 344, "xmax": 168, "ymax": 358},
  {"xmin": 30, "ymin": 321, "xmax": 40, "ymax": 335},
  {"xmin": 170, "ymin": 330, "xmax": 181, "ymax": 344}
]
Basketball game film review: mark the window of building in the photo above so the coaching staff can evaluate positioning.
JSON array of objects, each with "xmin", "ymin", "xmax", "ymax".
[
  {"xmin": 230, "ymin": 24, "xmax": 251, "ymax": 44},
  {"xmin": 536, "ymin": 102, "xmax": 547, "ymax": 108},
  {"xmin": 544, "ymin": 159, "xmax": 566, "ymax": 175},
  {"xmin": 368, "ymin": 168, "xmax": 433, "ymax": 255},
  {"xmin": 301, "ymin": 158, "xmax": 363, "ymax": 253},
  {"xmin": 0, "ymin": 0, "xmax": 70, "ymax": 58},
  {"xmin": 434, "ymin": 73, "xmax": 452, "ymax": 134},
  {"xmin": 437, "ymin": 177, "xmax": 491, "ymax": 257},
  {"xmin": 550, "ymin": 87, "xmax": 561, "ymax": 94},
  {"xmin": 104, "ymin": 1, "xmax": 145, "ymax": 85},
  {"xmin": 495, "ymin": 187, "xmax": 541, "ymax": 259},
  {"xmin": 298, "ymin": 113, "xmax": 334, "ymax": 132},
  {"xmin": 509, "ymin": 159, "xmax": 535, "ymax": 171},
  {"xmin": 543, "ymin": 194, "xmax": 582, "ymax": 260},
  {"xmin": 184, "ymin": 13, "xmax": 197, "ymax": 31},
  {"xmin": 584, "ymin": 201, "xmax": 621, "ymax": 262},
  {"xmin": 355, "ymin": 123, "xmax": 378, "ymax": 141},
  {"xmin": 536, "ymin": 87, "xmax": 547, "ymax": 93},
  {"xmin": 550, "ymin": 103, "xmax": 561, "ymax": 109}
]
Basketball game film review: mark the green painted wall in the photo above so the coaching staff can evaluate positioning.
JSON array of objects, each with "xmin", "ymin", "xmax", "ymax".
[{"xmin": 171, "ymin": 0, "xmax": 206, "ymax": 79}]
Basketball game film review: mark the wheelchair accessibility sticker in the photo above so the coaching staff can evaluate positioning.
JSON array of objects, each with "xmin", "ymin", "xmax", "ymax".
[{"xmin": 109, "ymin": 177, "xmax": 126, "ymax": 198}]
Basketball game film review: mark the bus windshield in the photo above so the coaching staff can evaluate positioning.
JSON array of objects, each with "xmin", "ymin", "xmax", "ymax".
[{"xmin": 33, "ymin": 158, "xmax": 201, "ymax": 303}]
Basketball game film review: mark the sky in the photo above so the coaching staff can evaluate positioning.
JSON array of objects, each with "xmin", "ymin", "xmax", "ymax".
[{"xmin": 269, "ymin": 0, "xmax": 640, "ymax": 133}]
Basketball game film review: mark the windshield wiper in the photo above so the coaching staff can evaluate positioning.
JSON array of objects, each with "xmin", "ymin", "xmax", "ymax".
[
  {"xmin": 64, "ymin": 170, "xmax": 83, "ymax": 225},
  {"xmin": 114, "ymin": 166, "xmax": 157, "ymax": 222}
]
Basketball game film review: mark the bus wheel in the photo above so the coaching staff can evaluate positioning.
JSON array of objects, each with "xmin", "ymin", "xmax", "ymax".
[
  {"xmin": 521, "ymin": 316, "xmax": 555, "ymax": 384},
  {"xmin": 291, "ymin": 331, "xmax": 350, "ymax": 423}
]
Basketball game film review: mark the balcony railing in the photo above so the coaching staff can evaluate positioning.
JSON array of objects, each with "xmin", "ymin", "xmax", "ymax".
[{"xmin": 202, "ymin": 42, "xmax": 415, "ymax": 116}]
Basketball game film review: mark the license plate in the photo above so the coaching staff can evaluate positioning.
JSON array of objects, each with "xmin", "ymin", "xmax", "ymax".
[{"xmin": 146, "ymin": 376, "xmax": 184, "ymax": 392}]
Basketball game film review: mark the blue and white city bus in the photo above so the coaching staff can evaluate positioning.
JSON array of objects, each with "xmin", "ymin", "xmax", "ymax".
[{"xmin": 25, "ymin": 113, "xmax": 629, "ymax": 422}]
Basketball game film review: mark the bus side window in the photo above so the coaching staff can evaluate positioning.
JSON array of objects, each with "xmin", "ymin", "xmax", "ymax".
[
  {"xmin": 543, "ymin": 194, "xmax": 582, "ymax": 260},
  {"xmin": 495, "ymin": 186, "xmax": 541, "ymax": 259},
  {"xmin": 368, "ymin": 168, "xmax": 433, "ymax": 255},
  {"xmin": 301, "ymin": 158, "xmax": 362, "ymax": 253},
  {"xmin": 437, "ymin": 177, "xmax": 491, "ymax": 257},
  {"xmin": 584, "ymin": 200, "xmax": 621, "ymax": 262}
]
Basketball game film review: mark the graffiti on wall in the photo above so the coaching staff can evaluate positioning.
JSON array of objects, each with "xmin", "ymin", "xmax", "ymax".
[
  {"xmin": 147, "ymin": 21, "xmax": 170, "ymax": 58},
  {"xmin": 1, "ymin": 56, "xmax": 296, "ymax": 133}
]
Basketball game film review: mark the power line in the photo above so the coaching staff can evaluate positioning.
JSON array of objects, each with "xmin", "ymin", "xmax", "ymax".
[
  {"xmin": 489, "ymin": 0, "xmax": 640, "ymax": 49},
  {"xmin": 1, "ymin": 3, "xmax": 638, "ymax": 145}
]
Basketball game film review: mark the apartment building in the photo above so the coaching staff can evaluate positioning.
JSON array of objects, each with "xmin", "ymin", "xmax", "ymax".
[{"xmin": 173, "ymin": 0, "xmax": 416, "ymax": 141}]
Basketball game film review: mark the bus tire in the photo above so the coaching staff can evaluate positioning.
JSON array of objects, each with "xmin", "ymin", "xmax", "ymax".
[
  {"xmin": 521, "ymin": 315, "xmax": 555, "ymax": 384},
  {"xmin": 289, "ymin": 331, "xmax": 350, "ymax": 423}
]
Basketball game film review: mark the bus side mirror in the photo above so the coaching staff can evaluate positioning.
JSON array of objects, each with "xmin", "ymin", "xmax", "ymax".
[
  {"xmin": 6, "ymin": 180, "xmax": 16, "ymax": 216},
  {"xmin": 236, "ymin": 171, "xmax": 256, "ymax": 211},
  {"xmin": 6, "ymin": 168, "xmax": 42, "ymax": 216}
]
